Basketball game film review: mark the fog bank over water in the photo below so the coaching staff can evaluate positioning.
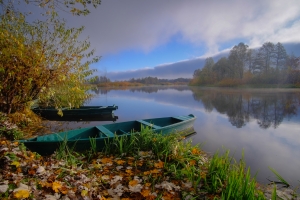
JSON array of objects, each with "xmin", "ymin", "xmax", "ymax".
[{"xmin": 106, "ymin": 42, "xmax": 300, "ymax": 81}]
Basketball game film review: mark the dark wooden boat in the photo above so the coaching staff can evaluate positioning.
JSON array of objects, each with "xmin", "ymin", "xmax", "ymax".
[
  {"xmin": 19, "ymin": 114, "xmax": 196, "ymax": 155},
  {"xmin": 32, "ymin": 105, "xmax": 118, "ymax": 121}
]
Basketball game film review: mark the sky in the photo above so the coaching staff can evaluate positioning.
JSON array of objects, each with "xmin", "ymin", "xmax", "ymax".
[{"xmin": 28, "ymin": 0, "xmax": 300, "ymax": 80}]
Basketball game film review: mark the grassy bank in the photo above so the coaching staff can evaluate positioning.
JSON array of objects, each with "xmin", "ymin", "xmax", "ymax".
[{"xmin": 1, "ymin": 126, "xmax": 299, "ymax": 199}]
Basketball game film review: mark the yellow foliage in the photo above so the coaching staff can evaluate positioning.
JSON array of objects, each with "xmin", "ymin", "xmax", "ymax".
[
  {"xmin": 11, "ymin": 161, "xmax": 20, "ymax": 167},
  {"xmin": 52, "ymin": 181, "xmax": 62, "ymax": 193},
  {"xmin": 189, "ymin": 160, "xmax": 196, "ymax": 166},
  {"xmin": 129, "ymin": 179, "xmax": 139, "ymax": 187},
  {"xmin": 141, "ymin": 189, "xmax": 151, "ymax": 197},
  {"xmin": 81, "ymin": 189, "xmax": 88, "ymax": 196},
  {"xmin": 191, "ymin": 148, "xmax": 200, "ymax": 155},
  {"xmin": 116, "ymin": 159, "xmax": 126, "ymax": 165},
  {"xmin": 13, "ymin": 189, "xmax": 30, "ymax": 199},
  {"xmin": 101, "ymin": 157, "xmax": 113, "ymax": 164},
  {"xmin": 154, "ymin": 161, "xmax": 164, "ymax": 169}
]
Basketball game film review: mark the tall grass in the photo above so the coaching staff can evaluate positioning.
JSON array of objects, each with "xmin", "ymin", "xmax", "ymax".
[
  {"xmin": 204, "ymin": 150, "xmax": 266, "ymax": 199},
  {"xmin": 55, "ymin": 136, "xmax": 82, "ymax": 167},
  {"xmin": 103, "ymin": 125, "xmax": 181, "ymax": 159}
]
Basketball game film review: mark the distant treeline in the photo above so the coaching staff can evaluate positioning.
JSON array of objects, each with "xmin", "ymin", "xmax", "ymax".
[
  {"xmin": 128, "ymin": 77, "xmax": 190, "ymax": 85},
  {"xmin": 190, "ymin": 42, "xmax": 300, "ymax": 87},
  {"xmin": 91, "ymin": 76, "xmax": 191, "ymax": 87}
]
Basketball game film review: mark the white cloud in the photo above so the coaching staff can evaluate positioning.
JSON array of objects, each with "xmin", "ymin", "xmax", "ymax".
[{"xmin": 71, "ymin": 0, "xmax": 300, "ymax": 56}]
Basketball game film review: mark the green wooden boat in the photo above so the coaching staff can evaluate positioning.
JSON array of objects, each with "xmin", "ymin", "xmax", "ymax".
[
  {"xmin": 19, "ymin": 114, "xmax": 196, "ymax": 155},
  {"xmin": 32, "ymin": 105, "xmax": 118, "ymax": 121}
]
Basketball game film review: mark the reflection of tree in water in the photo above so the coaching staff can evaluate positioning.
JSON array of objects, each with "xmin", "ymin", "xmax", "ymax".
[
  {"xmin": 191, "ymin": 88, "xmax": 299, "ymax": 129},
  {"xmin": 91, "ymin": 86, "xmax": 191, "ymax": 94},
  {"xmin": 90, "ymin": 88, "xmax": 111, "ymax": 95},
  {"xmin": 129, "ymin": 86, "xmax": 191, "ymax": 93}
]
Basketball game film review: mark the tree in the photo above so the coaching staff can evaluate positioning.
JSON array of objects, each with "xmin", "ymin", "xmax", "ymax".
[
  {"xmin": 1, "ymin": 0, "xmax": 101, "ymax": 16},
  {"xmin": 0, "ymin": 12, "xmax": 99, "ymax": 114},
  {"xmin": 200, "ymin": 57, "xmax": 216, "ymax": 84},
  {"xmin": 212, "ymin": 57, "xmax": 230, "ymax": 81},
  {"xmin": 245, "ymin": 48, "xmax": 256, "ymax": 73},
  {"xmin": 192, "ymin": 57, "xmax": 219, "ymax": 85},
  {"xmin": 273, "ymin": 42, "xmax": 287, "ymax": 71},
  {"xmin": 286, "ymin": 53, "xmax": 300, "ymax": 70},
  {"xmin": 255, "ymin": 42, "xmax": 275, "ymax": 74},
  {"xmin": 228, "ymin": 42, "xmax": 249, "ymax": 79}
]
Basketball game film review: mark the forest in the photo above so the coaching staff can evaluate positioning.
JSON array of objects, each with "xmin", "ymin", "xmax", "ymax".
[
  {"xmin": 91, "ymin": 76, "xmax": 191, "ymax": 86},
  {"xmin": 190, "ymin": 42, "xmax": 300, "ymax": 87}
]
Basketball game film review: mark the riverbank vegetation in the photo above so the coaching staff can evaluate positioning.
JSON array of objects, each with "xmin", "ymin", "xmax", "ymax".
[
  {"xmin": 190, "ymin": 42, "xmax": 300, "ymax": 87},
  {"xmin": 2, "ymin": 126, "xmax": 298, "ymax": 199},
  {"xmin": 91, "ymin": 76, "xmax": 191, "ymax": 87}
]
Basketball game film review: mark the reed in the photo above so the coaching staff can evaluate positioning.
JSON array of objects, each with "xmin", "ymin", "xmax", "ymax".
[{"xmin": 268, "ymin": 166, "xmax": 290, "ymax": 187}]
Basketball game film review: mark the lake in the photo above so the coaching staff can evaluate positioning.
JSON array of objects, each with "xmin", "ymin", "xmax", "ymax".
[{"xmin": 52, "ymin": 86, "xmax": 300, "ymax": 189}]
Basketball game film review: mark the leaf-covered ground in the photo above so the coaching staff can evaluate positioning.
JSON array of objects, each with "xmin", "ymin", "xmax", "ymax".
[{"xmin": 0, "ymin": 139, "xmax": 210, "ymax": 200}]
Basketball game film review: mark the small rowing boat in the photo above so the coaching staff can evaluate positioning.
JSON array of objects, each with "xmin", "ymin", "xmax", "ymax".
[
  {"xmin": 19, "ymin": 114, "xmax": 196, "ymax": 155},
  {"xmin": 31, "ymin": 105, "xmax": 118, "ymax": 121}
]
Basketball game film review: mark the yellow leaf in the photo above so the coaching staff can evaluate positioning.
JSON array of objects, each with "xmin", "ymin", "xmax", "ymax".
[
  {"xmin": 191, "ymin": 148, "xmax": 200, "ymax": 155},
  {"xmin": 116, "ymin": 160, "xmax": 126, "ymax": 165},
  {"xmin": 189, "ymin": 160, "xmax": 196, "ymax": 166},
  {"xmin": 154, "ymin": 161, "xmax": 164, "ymax": 169},
  {"xmin": 150, "ymin": 169, "xmax": 160, "ymax": 174},
  {"xmin": 145, "ymin": 182, "xmax": 151, "ymax": 187},
  {"xmin": 14, "ymin": 189, "xmax": 30, "ymax": 199},
  {"xmin": 101, "ymin": 157, "xmax": 112, "ymax": 164},
  {"xmin": 144, "ymin": 171, "xmax": 151, "ymax": 175},
  {"xmin": 81, "ymin": 189, "xmax": 88, "ymax": 196},
  {"xmin": 11, "ymin": 161, "xmax": 20, "ymax": 167},
  {"xmin": 141, "ymin": 189, "xmax": 150, "ymax": 197},
  {"xmin": 60, "ymin": 186, "xmax": 68, "ymax": 194},
  {"xmin": 129, "ymin": 179, "xmax": 138, "ymax": 187},
  {"xmin": 52, "ymin": 181, "xmax": 62, "ymax": 193}
]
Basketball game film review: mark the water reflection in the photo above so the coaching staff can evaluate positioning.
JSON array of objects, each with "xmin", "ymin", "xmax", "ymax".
[
  {"xmin": 92, "ymin": 85, "xmax": 191, "ymax": 94},
  {"xmin": 190, "ymin": 87, "xmax": 300, "ymax": 129},
  {"xmin": 38, "ymin": 113, "xmax": 118, "ymax": 122}
]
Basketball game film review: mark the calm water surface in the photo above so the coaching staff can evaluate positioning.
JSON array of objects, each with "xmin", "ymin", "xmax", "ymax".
[{"xmin": 53, "ymin": 86, "xmax": 300, "ymax": 189}]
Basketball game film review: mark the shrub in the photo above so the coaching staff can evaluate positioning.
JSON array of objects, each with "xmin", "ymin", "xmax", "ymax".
[{"xmin": 217, "ymin": 78, "xmax": 241, "ymax": 87}]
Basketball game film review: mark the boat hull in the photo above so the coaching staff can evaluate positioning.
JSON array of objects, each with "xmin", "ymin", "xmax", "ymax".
[
  {"xmin": 32, "ymin": 105, "xmax": 118, "ymax": 121},
  {"xmin": 19, "ymin": 114, "xmax": 196, "ymax": 155}
]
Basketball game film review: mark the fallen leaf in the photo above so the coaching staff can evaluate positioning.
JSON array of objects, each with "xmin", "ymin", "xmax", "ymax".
[
  {"xmin": 141, "ymin": 189, "xmax": 150, "ymax": 197},
  {"xmin": 81, "ymin": 189, "xmax": 88, "ymax": 197},
  {"xmin": 154, "ymin": 161, "xmax": 164, "ymax": 169},
  {"xmin": 129, "ymin": 179, "xmax": 139, "ymax": 187},
  {"xmin": 13, "ymin": 189, "xmax": 30, "ymax": 199},
  {"xmin": 191, "ymin": 148, "xmax": 200, "ymax": 155},
  {"xmin": 11, "ymin": 161, "xmax": 20, "ymax": 167},
  {"xmin": 0, "ymin": 184, "xmax": 9, "ymax": 193},
  {"xmin": 52, "ymin": 181, "xmax": 62, "ymax": 193}
]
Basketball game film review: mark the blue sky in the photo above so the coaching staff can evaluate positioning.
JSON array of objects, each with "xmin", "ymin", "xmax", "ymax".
[
  {"xmin": 62, "ymin": 0, "xmax": 300, "ymax": 80},
  {"xmin": 95, "ymin": 33, "xmax": 207, "ymax": 72}
]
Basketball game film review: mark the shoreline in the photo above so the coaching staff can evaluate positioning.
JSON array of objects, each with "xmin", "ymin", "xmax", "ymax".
[
  {"xmin": 1, "ymin": 137, "xmax": 299, "ymax": 199},
  {"xmin": 1, "ymin": 115, "xmax": 299, "ymax": 199}
]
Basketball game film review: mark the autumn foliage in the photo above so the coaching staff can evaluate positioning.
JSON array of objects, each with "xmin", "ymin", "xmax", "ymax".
[{"xmin": 0, "ymin": 12, "xmax": 99, "ymax": 114}]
